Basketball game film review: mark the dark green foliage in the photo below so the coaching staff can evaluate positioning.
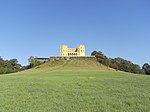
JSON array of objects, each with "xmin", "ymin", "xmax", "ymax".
[
  {"xmin": 20, "ymin": 65, "xmax": 31, "ymax": 71},
  {"xmin": 91, "ymin": 51, "xmax": 108, "ymax": 65},
  {"xmin": 142, "ymin": 63, "xmax": 150, "ymax": 75},
  {"xmin": 109, "ymin": 57, "xmax": 142, "ymax": 74},
  {"xmin": 91, "ymin": 51, "xmax": 143, "ymax": 74},
  {"xmin": 0, "ymin": 56, "xmax": 21, "ymax": 74}
]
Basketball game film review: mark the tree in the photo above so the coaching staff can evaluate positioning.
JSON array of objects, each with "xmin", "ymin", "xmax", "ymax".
[
  {"xmin": 91, "ymin": 51, "xmax": 108, "ymax": 65},
  {"xmin": 109, "ymin": 57, "xmax": 142, "ymax": 74},
  {"xmin": 0, "ymin": 56, "xmax": 22, "ymax": 74},
  {"xmin": 28, "ymin": 56, "xmax": 35, "ymax": 68},
  {"xmin": 91, "ymin": 51, "xmax": 143, "ymax": 74},
  {"xmin": 142, "ymin": 63, "xmax": 150, "ymax": 75},
  {"xmin": 28, "ymin": 56, "xmax": 44, "ymax": 68}
]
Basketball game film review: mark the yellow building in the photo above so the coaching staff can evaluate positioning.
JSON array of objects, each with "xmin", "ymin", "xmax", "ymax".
[{"xmin": 60, "ymin": 44, "xmax": 85, "ymax": 56}]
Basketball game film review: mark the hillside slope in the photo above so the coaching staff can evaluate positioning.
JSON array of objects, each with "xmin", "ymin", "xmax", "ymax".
[{"xmin": 31, "ymin": 59, "xmax": 113, "ymax": 72}]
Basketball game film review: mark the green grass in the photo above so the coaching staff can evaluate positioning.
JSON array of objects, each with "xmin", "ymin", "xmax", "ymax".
[{"xmin": 0, "ymin": 59, "xmax": 150, "ymax": 112}]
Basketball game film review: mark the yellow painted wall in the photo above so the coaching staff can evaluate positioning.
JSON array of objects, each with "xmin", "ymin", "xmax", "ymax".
[
  {"xmin": 60, "ymin": 45, "xmax": 68, "ymax": 56},
  {"xmin": 60, "ymin": 44, "xmax": 85, "ymax": 56}
]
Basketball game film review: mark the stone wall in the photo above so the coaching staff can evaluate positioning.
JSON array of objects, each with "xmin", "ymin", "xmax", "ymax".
[{"xmin": 50, "ymin": 56, "xmax": 96, "ymax": 61}]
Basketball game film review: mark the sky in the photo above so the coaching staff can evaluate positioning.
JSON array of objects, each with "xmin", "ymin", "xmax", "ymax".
[{"xmin": 0, "ymin": 0, "xmax": 150, "ymax": 66}]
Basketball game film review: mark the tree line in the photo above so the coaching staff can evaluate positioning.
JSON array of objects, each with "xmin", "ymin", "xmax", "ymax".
[
  {"xmin": 91, "ymin": 51, "xmax": 150, "ymax": 75},
  {"xmin": 0, "ymin": 56, "xmax": 21, "ymax": 74},
  {"xmin": 0, "ymin": 52, "xmax": 150, "ymax": 75},
  {"xmin": 21, "ymin": 56, "xmax": 45, "ymax": 70},
  {"xmin": 0, "ymin": 56, "xmax": 45, "ymax": 74}
]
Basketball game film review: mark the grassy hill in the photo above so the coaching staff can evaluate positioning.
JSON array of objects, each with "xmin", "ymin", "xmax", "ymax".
[
  {"xmin": 0, "ymin": 59, "xmax": 150, "ymax": 112},
  {"xmin": 33, "ymin": 59, "xmax": 111, "ymax": 71}
]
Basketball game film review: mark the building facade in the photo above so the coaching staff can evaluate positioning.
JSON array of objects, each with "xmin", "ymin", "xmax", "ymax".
[{"xmin": 60, "ymin": 44, "xmax": 85, "ymax": 56}]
